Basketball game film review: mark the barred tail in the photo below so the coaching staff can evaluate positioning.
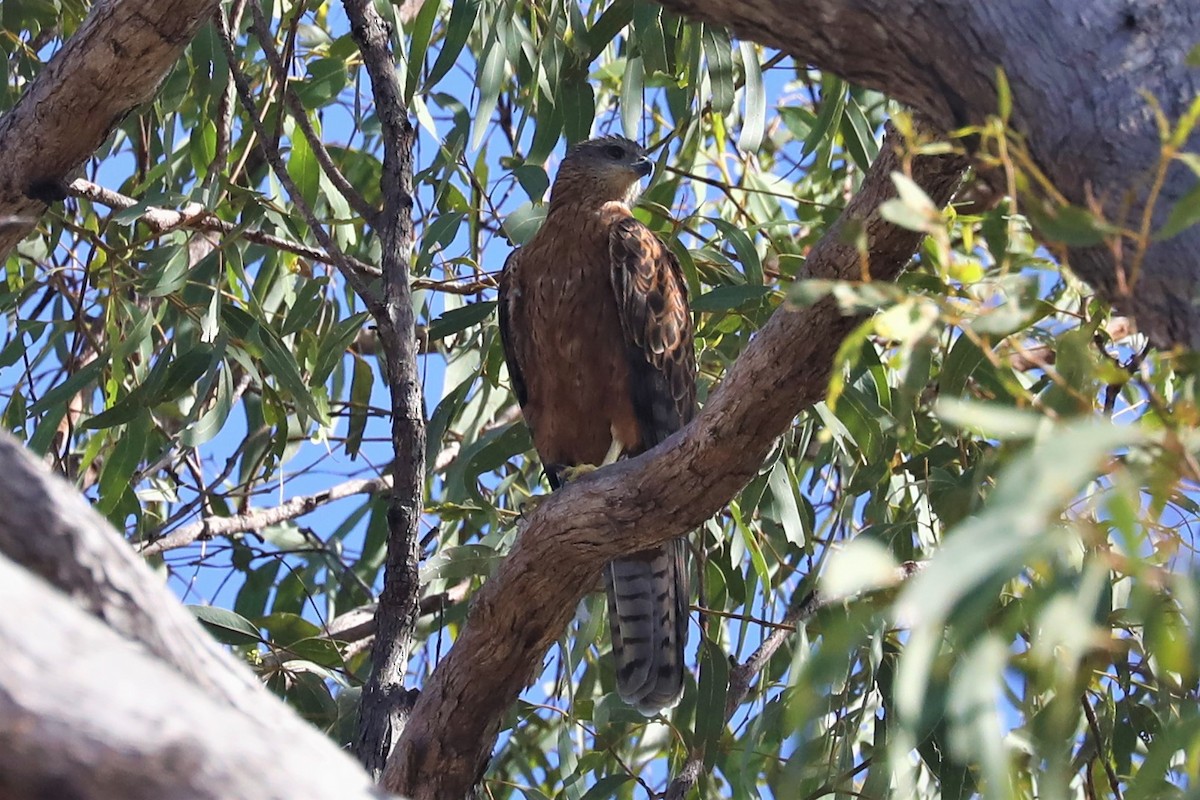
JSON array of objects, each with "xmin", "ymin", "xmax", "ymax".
[{"xmin": 605, "ymin": 538, "xmax": 688, "ymax": 715}]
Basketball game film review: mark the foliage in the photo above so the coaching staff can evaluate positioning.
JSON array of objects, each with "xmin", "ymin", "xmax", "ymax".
[{"xmin": 3, "ymin": 0, "xmax": 1200, "ymax": 797}]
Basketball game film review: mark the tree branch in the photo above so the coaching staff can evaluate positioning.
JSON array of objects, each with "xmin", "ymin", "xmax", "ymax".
[
  {"xmin": 0, "ymin": 0, "xmax": 224, "ymax": 258},
  {"xmin": 653, "ymin": 0, "xmax": 1200, "ymax": 348},
  {"xmin": 139, "ymin": 474, "xmax": 393, "ymax": 557},
  {"xmin": 67, "ymin": 178, "xmax": 382, "ymax": 277},
  {"xmin": 246, "ymin": 1, "xmax": 378, "ymax": 224},
  {"xmin": 341, "ymin": 0, "xmax": 427, "ymax": 779},
  {"xmin": 0, "ymin": 551, "xmax": 389, "ymax": 800},
  {"xmin": 383, "ymin": 124, "xmax": 968, "ymax": 799}
]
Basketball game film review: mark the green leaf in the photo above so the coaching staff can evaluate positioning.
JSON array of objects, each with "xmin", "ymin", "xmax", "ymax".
[
  {"xmin": 28, "ymin": 359, "xmax": 105, "ymax": 417},
  {"xmin": 472, "ymin": 40, "xmax": 507, "ymax": 149},
  {"xmin": 289, "ymin": 117, "xmax": 321, "ymax": 211},
  {"xmin": 800, "ymin": 76, "xmax": 845, "ymax": 160},
  {"xmin": 420, "ymin": 544, "xmax": 502, "ymax": 583},
  {"xmin": 427, "ymin": 301, "xmax": 496, "ymax": 342},
  {"xmin": 701, "ymin": 25, "xmax": 734, "ymax": 117},
  {"xmin": 190, "ymin": 605, "xmax": 263, "ymax": 646},
  {"xmin": 426, "ymin": 0, "xmax": 479, "ymax": 88},
  {"xmin": 737, "ymin": 42, "xmax": 765, "ymax": 152},
  {"xmin": 296, "ymin": 57, "xmax": 347, "ymax": 109},
  {"xmin": 97, "ymin": 412, "xmax": 149, "ymax": 515},
  {"xmin": 620, "ymin": 55, "xmax": 644, "ymax": 139},
  {"xmin": 841, "ymin": 94, "xmax": 878, "ymax": 172},
  {"xmin": 579, "ymin": 776, "xmax": 634, "ymax": 800},
  {"xmin": 416, "ymin": 211, "xmax": 465, "ymax": 272},
  {"xmin": 710, "ymin": 218, "xmax": 762, "ymax": 284},
  {"xmin": 691, "ymin": 284, "xmax": 773, "ymax": 312},
  {"xmin": 695, "ymin": 635, "xmax": 730, "ymax": 768},
  {"xmin": 345, "ymin": 354, "xmax": 372, "ymax": 460},
  {"xmin": 1154, "ymin": 181, "xmax": 1200, "ymax": 241},
  {"xmin": 767, "ymin": 459, "xmax": 806, "ymax": 547},
  {"xmin": 403, "ymin": 0, "xmax": 439, "ymax": 105}
]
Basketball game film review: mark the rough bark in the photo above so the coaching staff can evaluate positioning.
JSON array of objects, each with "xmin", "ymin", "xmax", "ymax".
[
  {"xmin": 343, "ymin": 0, "xmax": 427, "ymax": 779},
  {"xmin": 0, "ymin": 552, "xmax": 390, "ymax": 800},
  {"xmin": 383, "ymin": 127, "xmax": 969, "ymax": 800},
  {"xmin": 656, "ymin": 0, "xmax": 1200, "ymax": 347},
  {"xmin": 0, "ymin": 0, "xmax": 222, "ymax": 257}
]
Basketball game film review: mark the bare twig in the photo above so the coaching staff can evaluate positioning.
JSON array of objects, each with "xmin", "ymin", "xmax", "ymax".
[
  {"xmin": 139, "ymin": 474, "xmax": 392, "ymax": 557},
  {"xmin": 247, "ymin": 1, "xmax": 377, "ymax": 224},
  {"xmin": 1081, "ymin": 691, "xmax": 1123, "ymax": 800}
]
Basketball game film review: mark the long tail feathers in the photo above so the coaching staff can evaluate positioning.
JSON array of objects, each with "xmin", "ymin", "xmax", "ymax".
[{"xmin": 605, "ymin": 539, "xmax": 688, "ymax": 715}]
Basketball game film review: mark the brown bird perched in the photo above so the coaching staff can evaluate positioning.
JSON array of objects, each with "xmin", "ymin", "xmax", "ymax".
[{"xmin": 498, "ymin": 135, "xmax": 697, "ymax": 714}]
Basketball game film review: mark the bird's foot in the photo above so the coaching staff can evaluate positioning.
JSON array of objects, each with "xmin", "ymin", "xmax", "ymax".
[{"xmin": 560, "ymin": 463, "xmax": 600, "ymax": 483}]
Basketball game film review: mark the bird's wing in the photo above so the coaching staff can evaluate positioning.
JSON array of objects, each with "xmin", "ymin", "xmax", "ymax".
[
  {"xmin": 608, "ymin": 216, "xmax": 697, "ymax": 448},
  {"xmin": 606, "ymin": 216, "xmax": 697, "ymax": 714},
  {"xmin": 497, "ymin": 248, "xmax": 529, "ymax": 411}
]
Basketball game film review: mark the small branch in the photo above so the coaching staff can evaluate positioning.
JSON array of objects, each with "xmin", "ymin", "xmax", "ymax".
[
  {"xmin": 68, "ymin": 178, "xmax": 381, "ymax": 277},
  {"xmin": 139, "ymin": 474, "xmax": 392, "ymax": 557},
  {"xmin": 1081, "ymin": 691, "xmax": 1123, "ymax": 800},
  {"xmin": 665, "ymin": 562, "xmax": 925, "ymax": 800},
  {"xmin": 246, "ymin": 1, "xmax": 377, "ymax": 224},
  {"xmin": 216, "ymin": 9, "xmax": 377, "ymax": 304}
]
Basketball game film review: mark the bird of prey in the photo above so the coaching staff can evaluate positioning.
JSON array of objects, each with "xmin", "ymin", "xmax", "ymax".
[{"xmin": 498, "ymin": 135, "xmax": 697, "ymax": 714}]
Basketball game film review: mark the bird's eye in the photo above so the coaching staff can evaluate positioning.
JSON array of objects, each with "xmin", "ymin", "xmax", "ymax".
[{"xmin": 604, "ymin": 144, "xmax": 625, "ymax": 160}]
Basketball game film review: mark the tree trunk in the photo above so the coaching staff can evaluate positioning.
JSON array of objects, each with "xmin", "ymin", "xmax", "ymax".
[{"xmin": 657, "ymin": 0, "xmax": 1200, "ymax": 347}]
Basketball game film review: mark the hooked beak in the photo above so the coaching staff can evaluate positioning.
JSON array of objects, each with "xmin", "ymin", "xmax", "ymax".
[{"xmin": 632, "ymin": 156, "xmax": 653, "ymax": 178}]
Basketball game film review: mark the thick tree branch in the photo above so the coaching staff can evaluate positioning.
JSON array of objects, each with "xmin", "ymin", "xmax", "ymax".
[
  {"xmin": 0, "ymin": 551, "xmax": 389, "ymax": 800},
  {"xmin": 342, "ymin": 0, "xmax": 427, "ymax": 779},
  {"xmin": 384, "ymin": 125, "xmax": 968, "ymax": 799},
  {"xmin": 654, "ymin": 0, "xmax": 1200, "ymax": 347},
  {"xmin": 0, "ymin": 432, "xmax": 390, "ymax": 796},
  {"xmin": 0, "ymin": 0, "xmax": 223, "ymax": 258}
]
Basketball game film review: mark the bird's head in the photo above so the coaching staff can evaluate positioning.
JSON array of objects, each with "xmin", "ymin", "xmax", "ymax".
[{"xmin": 549, "ymin": 135, "xmax": 653, "ymax": 208}]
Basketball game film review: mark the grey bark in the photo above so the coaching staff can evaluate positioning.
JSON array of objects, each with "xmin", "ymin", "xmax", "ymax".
[
  {"xmin": 342, "ymin": 0, "xmax": 426, "ymax": 779},
  {"xmin": 0, "ymin": 0, "xmax": 222, "ymax": 257},
  {"xmin": 0, "ymin": 432, "xmax": 393, "ymax": 798},
  {"xmin": 0, "ymin": 551, "xmax": 390, "ymax": 800},
  {"xmin": 656, "ymin": 0, "xmax": 1200, "ymax": 347}
]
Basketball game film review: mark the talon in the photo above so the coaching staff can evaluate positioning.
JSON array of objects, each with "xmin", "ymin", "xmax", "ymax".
[{"xmin": 561, "ymin": 463, "xmax": 599, "ymax": 482}]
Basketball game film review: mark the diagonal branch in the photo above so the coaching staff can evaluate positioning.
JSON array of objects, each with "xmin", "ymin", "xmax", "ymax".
[
  {"xmin": 0, "ymin": 0, "xmax": 223, "ymax": 258},
  {"xmin": 383, "ymin": 124, "xmax": 968, "ymax": 800}
]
